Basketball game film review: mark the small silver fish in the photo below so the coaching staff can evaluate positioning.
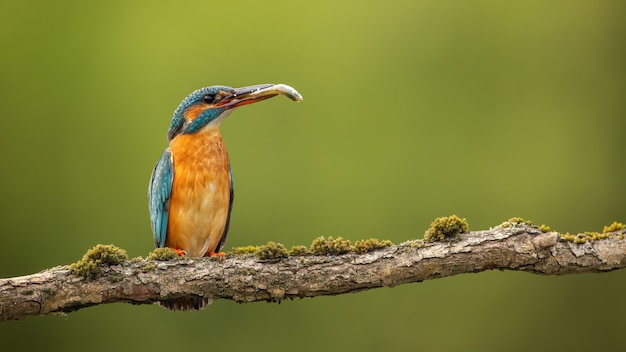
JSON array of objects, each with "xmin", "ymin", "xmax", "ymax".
[{"xmin": 249, "ymin": 83, "xmax": 303, "ymax": 102}]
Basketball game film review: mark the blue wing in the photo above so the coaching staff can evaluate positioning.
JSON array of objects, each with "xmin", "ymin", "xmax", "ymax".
[
  {"xmin": 216, "ymin": 164, "xmax": 234, "ymax": 252},
  {"xmin": 148, "ymin": 148, "xmax": 174, "ymax": 248}
]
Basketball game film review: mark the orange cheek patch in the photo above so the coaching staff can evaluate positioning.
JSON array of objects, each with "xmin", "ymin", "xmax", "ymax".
[{"xmin": 183, "ymin": 104, "xmax": 211, "ymax": 121}]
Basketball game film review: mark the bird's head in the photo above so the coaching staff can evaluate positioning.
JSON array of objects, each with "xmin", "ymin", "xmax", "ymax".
[{"xmin": 167, "ymin": 83, "xmax": 302, "ymax": 141}]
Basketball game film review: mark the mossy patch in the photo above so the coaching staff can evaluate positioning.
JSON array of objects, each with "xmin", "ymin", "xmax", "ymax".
[
  {"xmin": 141, "ymin": 263, "xmax": 156, "ymax": 272},
  {"xmin": 424, "ymin": 215, "xmax": 469, "ymax": 242},
  {"xmin": 561, "ymin": 231, "xmax": 611, "ymax": 244},
  {"xmin": 539, "ymin": 224, "xmax": 551, "ymax": 233},
  {"xmin": 603, "ymin": 221, "xmax": 625, "ymax": 234},
  {"xmin": 399, "ymin": 239, "xmax": 426, "ymax": 249},
  {"xmin": 232, "ymin": 237, "xmax": 393, "ymax": 258},
  {"xmin": 146, "ymin": 247, "xmax": 179, "ymax": 261},
  {"xmin": 502, "ymin": 217, "xmax": 533, "ymax": 228},
  {"xmin": 561, "ymin": 221, "xmax": 625, "ymax": 243},
  {"xmin": 256, "ymin": 241, "xmax": 288, "ymax": 260},
  {"xmin": 288, "ymin": 245, "xmax": 309, "ymax": 256},
  {"xmin": 310, "ymin": 236, "xmax": 352, "ymax": 255},
  {"xmin": 231, "ymin": 245, "xmax": 259, "ymax": 255},
  {"xmin": 353, "ymin": 238, "xmax": 393, "ymax": 253},
  {"xmin": 69, "ymin": 244, "xmax": 128, "ymax": 279}
]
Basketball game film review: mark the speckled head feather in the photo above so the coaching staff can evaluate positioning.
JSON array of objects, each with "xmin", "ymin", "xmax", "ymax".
[{"xmin": 167, "ymin": 86, "xmax": 234, "ymax": 141}]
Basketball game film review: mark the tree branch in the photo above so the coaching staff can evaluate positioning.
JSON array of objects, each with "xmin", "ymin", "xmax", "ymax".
[{"xmin": 1, "ymin": 224, "xmax": 625, "ymax": 321}]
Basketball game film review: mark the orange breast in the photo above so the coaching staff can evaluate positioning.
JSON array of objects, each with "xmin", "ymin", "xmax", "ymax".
[{"xmin": 166, "ymin": 127, "xmax": 231, "ymax": 257}]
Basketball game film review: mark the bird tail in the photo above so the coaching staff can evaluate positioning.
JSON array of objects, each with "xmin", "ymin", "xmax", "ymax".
[{"xmin": 158, "ymin": 296, "xmax": 212, "ymax": 311}]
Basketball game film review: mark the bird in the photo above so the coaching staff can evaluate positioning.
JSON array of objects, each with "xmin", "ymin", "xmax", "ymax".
[{"xmin": 148, "ymin": 83, "xmax": 302, "ymax": 310}]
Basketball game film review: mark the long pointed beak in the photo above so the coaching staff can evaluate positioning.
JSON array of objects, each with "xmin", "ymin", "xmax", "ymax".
[{"xmin": 219, "ymin": 83, "xmax": 303, "ymax": 109}]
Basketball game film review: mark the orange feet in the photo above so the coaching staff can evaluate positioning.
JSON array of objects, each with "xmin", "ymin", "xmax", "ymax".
[
  {"xmin": 206, "ymin": 251, "xmax": 225, "ymax": 258},
  {"xmin": 173, "ymin": 248, "xmax": 187, "ymax": 257}
]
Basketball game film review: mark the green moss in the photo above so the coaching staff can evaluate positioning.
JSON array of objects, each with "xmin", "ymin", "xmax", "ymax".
[
  {"xmin": 141, "ymin": 263, "xmax": 156, "ymax": 272},
  {"xmin": 353, "ymin": 238, "xmax": 393, "ymax": 253},
  {"xmin": 69, "ymin": 244, "xmax": 128, "ymax": 279},
  {"xmin": 561, "ymin": 231, "xmax": 611, "ymax": 244},
  {"xmin": 231, "ymin": 245, "xmax": 259, "ymax": 255},
  {"xmin": 310, "ymin": 236, "xmax": 352, "ymax": 255},
  {"xmin": 146, "ymin": 247, "xmax": 179, "ymax": 261},
  {"xmin": 603, "ymin": 221, "xmax": 625, "ymax": 234},
  {"xmin": 501, "ymin": 217, "xmax": 534, "ymax": 228},
  {"xmin": 130, "ymin": 256, "xmax": 144, "ymax": 263},
  {"xmin": 509, "ymin": 217, "xmax": 532, "ymax": 225},
  {"xmin": 256, "ymin": 241, "xmax": 288, "ymax": 260},
  {"xmin": 561, "ymin": 221, "xmax": 626, "ymax": 243},
  {"xmin": 21, "ymin": 290, "xmax": 34, "ymax": 296},
  {"xmin": 539, "ymin": 224, "xmax": 551, "ymax": 233},
  {"xmin": 399, "ymin": 239, "xmax": 426, "ymax": 248},
  {"xmin": 229, "ymin": 237, "xmax": 396, "ymax": 258},
  {"xmin": 70, "ymin": 260, "xmax": 97, "ymax": 279},
  {"xmin": 424, "ymin": 215, "xmax": 469, "ymax": 242},
  {"xmin": 288, "ymin": 245, "xmax": 309, "ymax": 256},
  {"xmin": 411, "ymin": 240, "xmax": 426, "ymax": 248}
]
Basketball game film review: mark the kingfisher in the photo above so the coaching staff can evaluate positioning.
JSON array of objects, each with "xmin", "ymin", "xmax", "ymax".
[{"xmin": 149, "ymin": 83, "xmax": 302, "ymax": 259}]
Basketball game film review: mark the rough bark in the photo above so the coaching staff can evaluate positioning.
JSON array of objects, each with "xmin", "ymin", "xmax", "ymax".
[{"xmin": 1, "ymin": 224, "xmax": 625, "ymax": 321}]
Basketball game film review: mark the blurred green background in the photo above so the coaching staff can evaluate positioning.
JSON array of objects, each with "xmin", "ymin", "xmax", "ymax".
[{"xmin": 1, "ymin": 0, "xmax": 625, "ymax": 350}]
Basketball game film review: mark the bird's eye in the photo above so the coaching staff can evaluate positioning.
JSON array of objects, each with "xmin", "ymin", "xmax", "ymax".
[{"xmin": 202, "ymin": 94, "xmax": 215, "ymax": 104}]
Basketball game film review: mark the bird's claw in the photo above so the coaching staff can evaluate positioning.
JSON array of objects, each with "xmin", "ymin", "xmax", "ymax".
[
  {"xmin": 206, "ymin": 251, "xmax": 225, "ymax": 258},
  {"xmin": 174, "ymin": 248, "xmax": 187, "ymax": 257}
]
